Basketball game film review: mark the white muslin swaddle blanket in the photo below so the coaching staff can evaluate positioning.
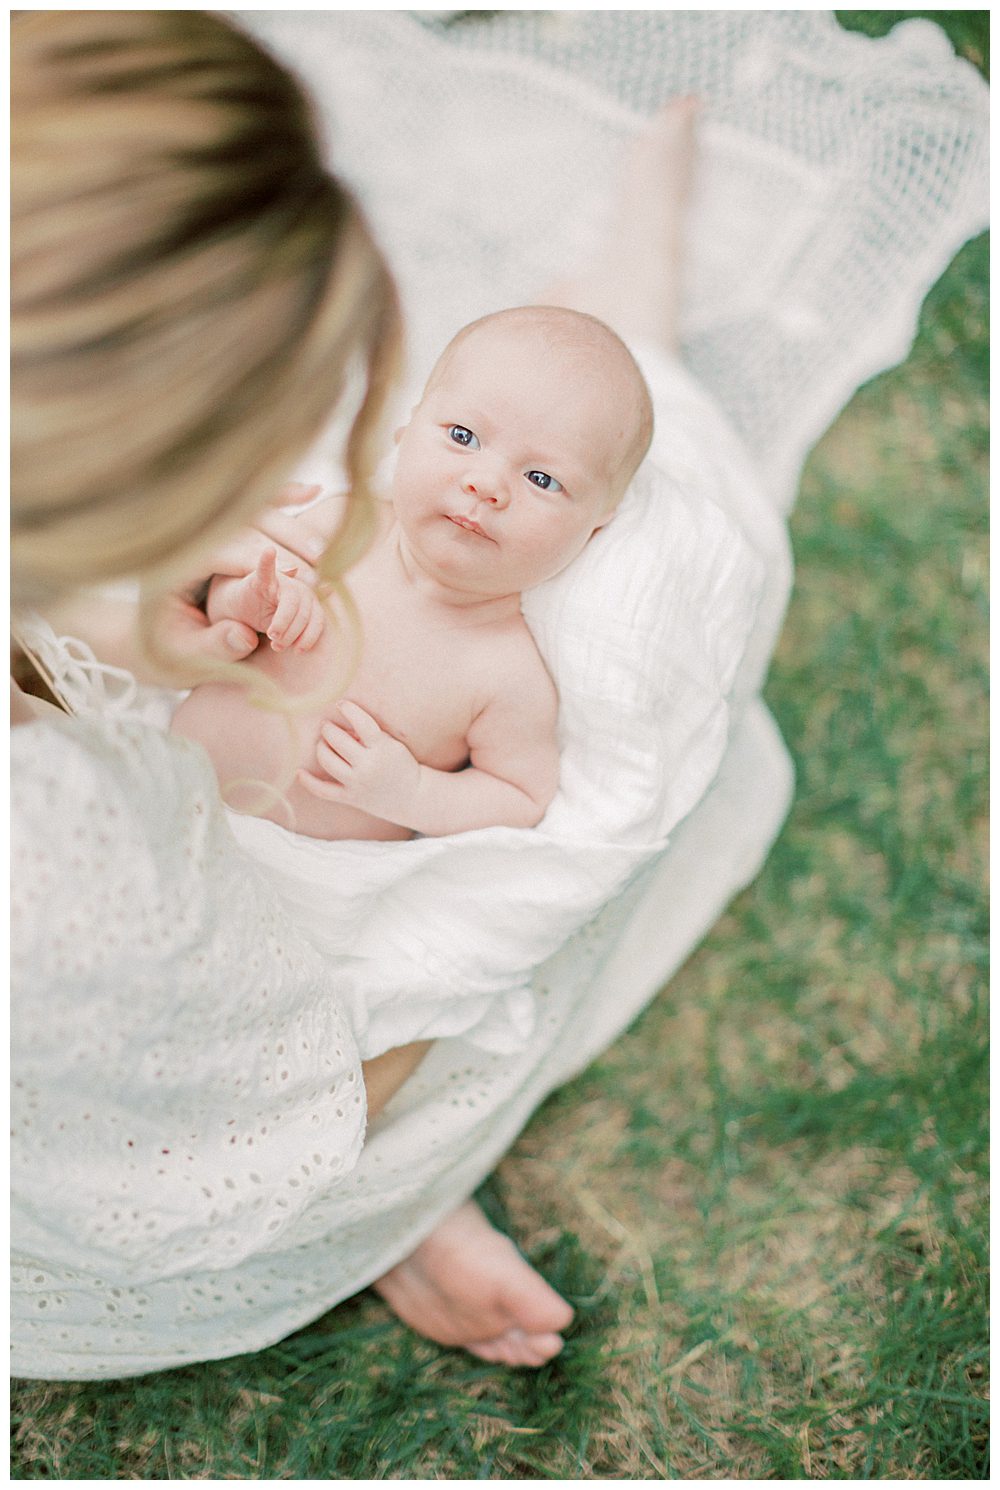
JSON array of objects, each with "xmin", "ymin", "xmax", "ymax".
[{"xmin": 226, "ymin": 354, "xmax": 770, "ymax": 1058}]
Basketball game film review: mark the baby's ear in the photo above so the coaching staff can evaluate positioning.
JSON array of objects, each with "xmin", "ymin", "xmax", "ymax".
[
  {"xmin": 590, "ymin": 501, "xmax": 622, "ymax": 537},
  {"xmin": 393, "ymin": 404, "xmax": 420, "ymax": 444}
]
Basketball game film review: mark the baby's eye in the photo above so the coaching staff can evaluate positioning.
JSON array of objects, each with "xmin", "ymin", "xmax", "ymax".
[
  {"xmin": 526, "ymin": 470, "xmax": 564, "ymax": 493},
  {"xmin": 448, "ymin": 425, "xmax": 480, "ymax": 450}
]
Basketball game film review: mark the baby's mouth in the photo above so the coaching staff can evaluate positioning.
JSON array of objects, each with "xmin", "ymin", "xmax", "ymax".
[{"xmin": 447, "ymin": 513, "xmax": 492, "ymax": 540}]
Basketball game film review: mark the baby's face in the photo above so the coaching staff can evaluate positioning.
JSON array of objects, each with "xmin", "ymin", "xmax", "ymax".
[{"xmin": 391, "ymin": 324, "xmax": 633, "ymax": 598}]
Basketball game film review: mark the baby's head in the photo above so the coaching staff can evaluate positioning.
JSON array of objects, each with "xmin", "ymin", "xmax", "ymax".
[
  {"xmin": 427, "ymin": 307, "xmax": 653, "ymax": 501},
  {"xmin": 393, "ymin": 306, "xmax": 654, "ymax": 595}
]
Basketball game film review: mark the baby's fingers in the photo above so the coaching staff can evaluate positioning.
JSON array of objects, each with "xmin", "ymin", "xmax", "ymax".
[
  {"xmin": 296, "ymin": 598, "xmax": 327, "ymax": 652},
  {"xmin": 319, "ymin": 721, "xmax": 365, "ymax": 766},
  {"xmin": 337, "ymin": 700, "xmax": 382, "ymax": 746},
  {"xmin": 297, "ymin": 768, "xmax": 347, "ymax": 802},
  {"xmin": 253, "ymin": 546, "xmax": 279, "ymax": 600},
  {"xmin": 282, "ymin": 593, "xmax": 326, "ymax": 652},
  {"xmin": 268, "ymin": 581, "xmax": 308, "ymax": 649}
]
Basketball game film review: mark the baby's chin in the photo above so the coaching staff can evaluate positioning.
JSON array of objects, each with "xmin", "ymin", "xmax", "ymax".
[{"xmin": 439, "ymin": 556, "xmax": 550, "ymax": 601}]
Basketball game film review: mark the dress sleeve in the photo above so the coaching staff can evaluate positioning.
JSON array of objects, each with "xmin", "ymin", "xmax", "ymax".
[{"xmin": 11, "ymin": 716, "xmax": 366, "ymax": 1281}]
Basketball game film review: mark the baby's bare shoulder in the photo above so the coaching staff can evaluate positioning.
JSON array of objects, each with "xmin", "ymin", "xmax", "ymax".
[{"xmin": 475, "ymin": 617, "xmax": 556, "ymax": 716}]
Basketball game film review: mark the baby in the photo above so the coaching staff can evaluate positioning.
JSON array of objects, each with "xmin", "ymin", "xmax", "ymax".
[{"xmin": 171, "ymin": 306, "xmax": 653, "ymax": 840}]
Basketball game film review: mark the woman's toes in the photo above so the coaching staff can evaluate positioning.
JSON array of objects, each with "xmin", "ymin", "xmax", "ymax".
[
  {"xmin": 373, "ymin": 1200, "xmax": 573, "ymax": 1365},
  {"xmin": 466, "ymin": 1328, "xmax": 566, "ymax": 1368}
]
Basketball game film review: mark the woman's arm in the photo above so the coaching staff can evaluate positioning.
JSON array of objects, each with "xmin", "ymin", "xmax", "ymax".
[
  {"xmin": 10, "ymin": 676, "xmax": 63, "ymax": 725},
  {"xmin": 37, "ymin": 587, "xmax": 261, "ymax": 690}
]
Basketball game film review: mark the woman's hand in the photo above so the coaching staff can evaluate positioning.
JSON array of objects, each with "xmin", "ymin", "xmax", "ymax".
[
  {"xmin": 252, "ymin": 483, "xmax": 350, "ymax": 567},
  {"xmin": 201, "ymin": 482, "xmax": 324, "ymax": 585},
  {"xmin": 34, "ymin": 484, "xmax": 335, "ymax": 685},
  {"xmin": 163, "ymin": 483, "xmax": 328, "ymax": 669},
  {"xmin": 151, "ymin": 590, "xmax": 262, "ymax": 668}
]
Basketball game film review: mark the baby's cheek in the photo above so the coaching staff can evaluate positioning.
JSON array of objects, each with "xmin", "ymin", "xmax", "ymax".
[
  {"xmin": 398, "ymin": 462, "xmax": 435, "ymax": 511},
  {"xmin": 546, "ymin": 515, "xmax": 593, "ymax": 565}
]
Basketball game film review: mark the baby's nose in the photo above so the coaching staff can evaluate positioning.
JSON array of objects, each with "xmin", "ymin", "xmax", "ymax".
[{"xmin": 462, "ymin": 467, "xmax": 509, "ymax": 506}]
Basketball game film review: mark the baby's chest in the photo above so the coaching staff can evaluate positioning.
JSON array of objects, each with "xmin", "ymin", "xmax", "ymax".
[{"xmin": 348, "ymin": 625, "xmax": 480, "ymax": 769}]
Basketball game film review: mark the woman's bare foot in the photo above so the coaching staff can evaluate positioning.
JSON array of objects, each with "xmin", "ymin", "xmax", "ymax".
[
  {"xmin": 373, "ymin": 1200, "xmax": 573, "ymax": 1367},
  {"xmin": 544, "ymin": 96, "xmax": 699, "ymax": 352}
]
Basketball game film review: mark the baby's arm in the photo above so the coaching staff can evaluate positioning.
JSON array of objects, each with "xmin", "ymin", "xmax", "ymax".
[
  {"xmin": 206, "ymin": 547, "xmax": 325, "ymax": 653},
  {"xmin": 298, "ymin": 658, "xmax": 560, "ymax": 835}
]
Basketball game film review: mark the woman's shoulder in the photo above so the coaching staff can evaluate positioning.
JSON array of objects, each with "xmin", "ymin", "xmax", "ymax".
[
  {"xmin": 11, "ymin": 710, "xmax": 215, "ymax": 824},
  {"xmin": 10, "ymin": 712, "xmax": 222, "ymax": 934},
  {"xmin": 11, "ymin": 711, "xmax": 245, "ymax": 989}
]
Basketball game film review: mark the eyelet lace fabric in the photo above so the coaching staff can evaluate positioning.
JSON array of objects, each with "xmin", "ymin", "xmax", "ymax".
[
  {"xmin": 11, "ymin": 716, "xmax": 366, "ymax": 1375},
  {"xmin": 11, "ymin": 12, "xmax": 987, "ymax": 1378}
]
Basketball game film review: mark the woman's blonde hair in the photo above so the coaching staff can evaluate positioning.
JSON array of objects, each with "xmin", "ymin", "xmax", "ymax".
[{"xmin": 11, "ymin": 9, "xmax": 400, "ymax": 610}]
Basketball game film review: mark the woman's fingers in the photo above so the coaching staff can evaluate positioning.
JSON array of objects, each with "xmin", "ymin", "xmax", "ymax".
[
  {"xmin": 253, "ymin": 508, "xmax": 327, "ymax": 564},
  {"xmin": 203, "ymin": 618, "xmax": 260, "ymax": 661},
  {"xmin": 274, "ymin": 481, "xmax": 322, "ymax": 507},
  {"xmin": 255, "ymin": 489, "xmax": 346, "ymax": 564},
  {"xmin": 192, "ymin": 531, "xmax": 316, "ymax": 588},
  {"xmin": 176, "ymin": 488, "xmax": 328, "ymax": 598},
  {"xmin": 165, "ymin": 602, "xmax": 260, "ymax": 663}
]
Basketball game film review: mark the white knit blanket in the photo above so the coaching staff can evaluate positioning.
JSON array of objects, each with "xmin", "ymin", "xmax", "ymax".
[{"xmin": 240, "ymin": 10, "xmax": 988, "ymax": 509}]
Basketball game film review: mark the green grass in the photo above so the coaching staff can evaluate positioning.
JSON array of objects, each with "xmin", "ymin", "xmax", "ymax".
[
  {"xmin": 11, "ymin": 11, "xmax": 988, "ymax": 1481},
  {"xmin": 836, "ymin": 9, "xmax": 990, "ymax": 78}
]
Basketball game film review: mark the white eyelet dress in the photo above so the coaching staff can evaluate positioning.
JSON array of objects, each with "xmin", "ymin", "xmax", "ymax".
[{"xmin": 11, "ymin": 716, "xmax": 368, "ymax": 1377}]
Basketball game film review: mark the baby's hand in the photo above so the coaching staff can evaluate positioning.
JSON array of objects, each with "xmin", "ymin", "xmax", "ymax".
[
  {"xmin": 235, "ymin": 548, "xmax": 326, "ymax": 652},
  {"xmin": 297, "ymin": 701, "xmax": 421, "ymax": 823}
]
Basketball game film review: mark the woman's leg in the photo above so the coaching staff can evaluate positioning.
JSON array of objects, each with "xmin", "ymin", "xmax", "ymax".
[
  {"xmin": 362, "ymin": 1040, "xmax": 433, "ymax": 1121},
  {"xmin": 362, "ymin": 1045, "xmax": 573, "ymax": 1366},
  {"xmin": 544, "ymin": 96, "xmax": 698, "ymax": 351},
  {"xmin": 370, "ymin": 99, "xmax": 699, "ymax": 1368}
]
